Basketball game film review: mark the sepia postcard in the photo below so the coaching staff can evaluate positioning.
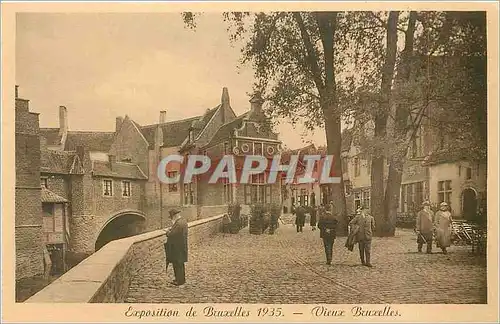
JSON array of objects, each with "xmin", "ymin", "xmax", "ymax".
[{"xmin": 1, "ymin": 1, "xmax": 499, "ymax": 323}]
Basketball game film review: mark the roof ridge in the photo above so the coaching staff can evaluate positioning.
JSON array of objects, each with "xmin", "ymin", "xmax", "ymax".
[
  {"xmin": 68, "ymin": 131, "xmax": 115, "ymax": 134},
  {"xmin": 140, "ymin": 115, "xmax": 202, "ymax": 129}
]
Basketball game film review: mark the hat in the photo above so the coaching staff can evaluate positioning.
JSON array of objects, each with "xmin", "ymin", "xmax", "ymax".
[
  {"xmin": 440, "ymin": 202, "xmax": 449, "ymax": 207},
  {"xmin": 422, "ymin": 201, "xmax": 431, "ymax": 207},
  {"xmin": 168, "ymin": 208, "xmax": 181, "ymax": 218}
]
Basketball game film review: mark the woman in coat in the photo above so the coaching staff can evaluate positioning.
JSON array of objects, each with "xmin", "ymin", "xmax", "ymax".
[{"xmin": 434, "ymin": 202, "xmax": 453, "ymax": 254}]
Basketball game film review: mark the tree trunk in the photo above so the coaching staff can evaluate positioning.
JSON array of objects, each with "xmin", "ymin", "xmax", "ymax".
[
  {"xmin": 384, "ymin": 11, "xmax": 417, "ymax": 236},
  {"xmin": 371, "ymin": 11, "xmax": 400, "ymax": 236},
  {"xmin": 316, "ymin": 12, "xmax": 348, "ymax": 235}
]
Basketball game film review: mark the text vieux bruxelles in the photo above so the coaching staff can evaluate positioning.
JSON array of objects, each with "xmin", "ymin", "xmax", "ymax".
[{"xmin": 157, "ymin": 154, "xmax": 341, "ymax": 185}]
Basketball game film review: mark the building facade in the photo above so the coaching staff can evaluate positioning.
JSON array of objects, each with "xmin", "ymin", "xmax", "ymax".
[
  {"xmin": 32, "ymin": 87, "xmax": 282, "ymax": 269},
  {"xmin": 15, "ymin": 87, "xmax": 45, "ymax": 280}
]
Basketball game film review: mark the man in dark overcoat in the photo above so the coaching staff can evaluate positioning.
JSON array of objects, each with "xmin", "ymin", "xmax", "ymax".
[
  {"xmin": 318, "ymin": 204, "xmax": 338, "ymax": 265},
  {"xmin": 295, "ymin": 205, "xmax": 306, "ymax": 232},
  {"xmin": 164, "ymin": 208, "xmax": 188, "ymax": 286}
]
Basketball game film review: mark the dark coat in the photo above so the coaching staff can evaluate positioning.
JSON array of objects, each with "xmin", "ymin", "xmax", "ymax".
[
  {"xmin": 310, "ymin": 208, "xmax": 318, "ymax": 226},
  {"xmin": 318, "ymin": 216, "xmax": 338, "ymax": 239},
  {"xmin": 164, "ymin": 217, "xmax": 188, "ymax": 263},
  {"xmin": 295, "ymin": 207, "xmax": 306, "ymax": 226}
]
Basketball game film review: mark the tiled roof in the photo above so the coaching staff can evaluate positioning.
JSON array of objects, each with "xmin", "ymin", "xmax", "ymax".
[
  {"xmin": 135, "ymin": 106, "xmax": 219, "ymax": 149},
  {"xmin": 40, "ymin": 128, "xmax": 62, "ymax": 146},
  {"xmin": 91, "ymin": 161, "xmax": 147, "ymax": 180},
  {"xmin": 422, "ymin": 148, "xmax": 477, "ymax": 166},
  {"xmin": 41, "ymin": 187, "xmax": 68, "ymax": 203},
  {"xmin": 138, "ymin": 116, "xmax": 200, "ymax": 148},
  {"xmin": 40, "ymin": 149, "xmax": 84, "ymax": 174},
  {"xmin": 204, "ymin": 113, "xmax": 248, "ymax": 148},
  {"xmin": 64, "ymin": 131, "xmax": 115, "ymax": 152}
]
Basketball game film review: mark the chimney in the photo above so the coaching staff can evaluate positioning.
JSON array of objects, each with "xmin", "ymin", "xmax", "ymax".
[
  {"xmin": 58, "ymin": 106, "xmax": 68, "ymax": 136},
  {"xmin": 109, "ymin": 154, "xmax": 116, "ymax": 170},
  {"xmin": 76, "ymin": 146, "xmax": 85, "ymax": 162},
  {"xmin": 250, "ymin": 92, "xmax": 263, "ymax": 113},
  {"xmin": 15, "ymin": 85, "xmax": 19, "ymax": 98},
  {"xmin": 116, "ymin": 116, "xmax": 123, "ymax": 133},
  {"xmin": 159, "ymin": 111, "xmax": 166, "ymax": 124}
]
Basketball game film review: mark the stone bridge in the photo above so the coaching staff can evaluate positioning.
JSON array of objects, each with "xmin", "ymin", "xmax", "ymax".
[{"xmin": 26, "ymin": 214, "xmax": 487, "ymax": 304}]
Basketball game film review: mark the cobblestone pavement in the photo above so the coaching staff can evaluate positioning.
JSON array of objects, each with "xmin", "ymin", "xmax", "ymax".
[{"xmin": 125, "ymin": 218, "xmax": 487, "ymax": 304}]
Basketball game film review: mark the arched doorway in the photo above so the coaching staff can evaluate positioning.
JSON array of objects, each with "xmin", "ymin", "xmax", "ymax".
[
  {"xmin": 462, "ymin": 188, "xmax": 478, "ymax": 221},
  {"xmin": 95, "ymin": 212, "xmax": 146, "ymax": 251}
]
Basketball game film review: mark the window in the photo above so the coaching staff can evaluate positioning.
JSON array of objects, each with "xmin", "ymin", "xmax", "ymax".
[
  {"xmin": 42, "ymin": 203, "xmax": 54, "ymax": 216},
  {"xmin": 438, "ymin": 180, "xmax": 452, "ymax": 205},
  {"xmin": 466, "ymin": 167, "xmax": 472, "ymax": 180},
  {"xmin": 244, "ymin": 173, "xmax": 272, "ymax": 204},
  {"xmin": 300, "ymin": 189, "xmax": 309, "ymax": 206},
  {"xmin": 223, "ymin": 178, "xmax": 232, "ymax": 203},
  {"xmin": 255, "ymin": 143, "xmax": 263, "ymax": 155},
  {"xmin": 103, "ymin": 179, "xmax": 113, "ymax": 196},
  {"xmin": 354, "ymin": 158, "xmax": 360, "ymax": 177},
  {"xmin": 122, "ymin": 181, "xmax": 131, "ymax": 197},
  {"xmin": 223, "ymin": 142, "xmax": 229, "ymax": 155},
  {"xmin": 183, "ymin": 183, "xmax": 194, "ymax": 205},
  {"xmin": 400, "ymin": 182, "xmax": 424, "ymax": 212},
  {"xmin": 167, "ymin": 171, "xmax": 178, "ymax": 192},
  {"xmin": 354, "ymin": 192, "xmax": 362, "ymax": 210},
  {"xmin": 362, "ymin": 190, "xmax": 371, "ymax": 208},
  {"xmin": 366, "ymin": 158, "xmax": 371, "ymax": 175},
  {"xmin": 41, "ymin": 177, "xmax": 48, "ymax": 189}
]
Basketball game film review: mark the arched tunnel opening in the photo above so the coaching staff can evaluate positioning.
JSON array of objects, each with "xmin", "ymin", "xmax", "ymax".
[{"xmin": 95, "ymin": 213, "xmax": 146, "ymax": 252}]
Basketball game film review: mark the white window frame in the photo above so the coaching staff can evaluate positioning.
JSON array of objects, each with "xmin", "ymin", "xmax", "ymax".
[
  {"xmin": 121, "ymin": 180, "xmax": 131, "ymax": 197},
  {"xmin": 103, "ymin": 179, "xmax": 113, "ymax": 197}
]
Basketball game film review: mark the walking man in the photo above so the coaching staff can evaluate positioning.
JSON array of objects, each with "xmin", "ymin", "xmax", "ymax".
[
  {"xmin": 348, "ymin": 204, "xmax": 375, "ymax": 267},
  {"xmin": 318, "ymin": 205, "xmax": 338, "ymax": 265},
  {"xmin": 416, "ymin": 201, "xmax": 434, "ymax": 253},
  {"xmin": 164, "ymin": 208, "xmax": 188, "ymax": 286},
  {"xmin": 295, "ymin": 205, "xmax": 306, "ymax": 232}
]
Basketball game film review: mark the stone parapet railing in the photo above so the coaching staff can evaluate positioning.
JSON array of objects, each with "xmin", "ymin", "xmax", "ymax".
[{"xmin": 26, "ymin": 214, "xmax": 224, "ymax": 303}]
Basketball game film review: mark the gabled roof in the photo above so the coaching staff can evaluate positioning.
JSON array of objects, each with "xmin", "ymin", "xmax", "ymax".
[
  {"xmin": 138, "ymin": 117, "xmax": 199, "ymax": 148},
  {"xmin": 135, "ymin": 106, "xmax": 220, "ymax": 149},
  {"xmin": 41, "ymin": 188, "xmax": 68, "ymax": 203},
  {"xmin": 40, "ymin": 149, "xmax": 84, "ymax": 175},
  {"xmin": 40, "ymin": 128, "xmax": 62, "ymax": 146},
  {"xmin": 204, "ymin": 113, "xmax": 248, "ymax": 148},
  {"xmin": 422, "ymin": 148, "xmax": 483, "ymax": 166},
  {"xmin": 91, "ymin": 161, "xmax": 147, "ymax": 180},
  {"xmin": 64, "ymin": 131, "xmax": 115, "ymax": 152}
]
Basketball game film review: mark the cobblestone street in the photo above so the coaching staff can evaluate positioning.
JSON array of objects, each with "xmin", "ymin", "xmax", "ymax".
[{"xmin": 125, "ymin": 218, "xmax": 487, "ymax": 304}]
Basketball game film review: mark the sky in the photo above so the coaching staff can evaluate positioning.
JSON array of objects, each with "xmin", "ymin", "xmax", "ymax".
[{"xmin": 16, "ymin": 13, "xmax": 327, "ymax": 149}]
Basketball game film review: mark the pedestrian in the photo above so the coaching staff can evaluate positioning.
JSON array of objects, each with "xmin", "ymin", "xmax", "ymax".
[
  {"xmin": 164, "ymin": 208, "xmax": 188, "ymax": 286},
  {"xmin": 310, "ymin": 205, "xmax": 318, "ymax": 231},
  {"xmin": 348, "ymin": 204, "xmax": 375, "ymax": 267},
  {"xmin": 318, "ymin": 205, "xmax": 338, "ymax": 265},
  {"xmin": 295, "ymin": 205, "xmax": 306, "ymax": 232},
  {"xmin": 415, "ymin": 201, "xmax": 434, "ymax": 253},
  {"xmin": 434, "ymin": 202, "xmax": 453, "ymax": 254}
]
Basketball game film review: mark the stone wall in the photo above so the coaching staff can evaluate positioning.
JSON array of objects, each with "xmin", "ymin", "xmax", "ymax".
[{"xmin": 25, "ymin": 214, "xmax": 223, "ymax": 303}]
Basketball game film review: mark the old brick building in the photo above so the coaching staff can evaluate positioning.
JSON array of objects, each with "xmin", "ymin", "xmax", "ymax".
[
  {"xmin": 35, "ymin": 87, "xmax": 282, "ymax": 264},
  {"xmin": 15, "ymin": 86, "xmax": 45, "ymax": 280}
]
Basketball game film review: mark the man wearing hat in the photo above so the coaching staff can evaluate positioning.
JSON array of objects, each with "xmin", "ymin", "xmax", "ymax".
[
  {"xmin": 416, "ymin": 201, "xmax": 434, "ymax": 253},
  {"xmin": 317, "ymin": 204, "xmax": 339, "ymax": 265},
  {"xmin": 348, "ymin": 203, "xmax": 375, "ymax": 267},
  {"xmin": 164, "ymin": 208, "xmax": 188, "ymax": 286}
]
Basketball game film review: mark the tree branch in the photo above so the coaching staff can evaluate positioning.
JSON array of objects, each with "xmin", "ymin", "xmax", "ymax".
[{"xmin": 292, "ymin": 12, "xmax": 325, "ymax": 94}]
